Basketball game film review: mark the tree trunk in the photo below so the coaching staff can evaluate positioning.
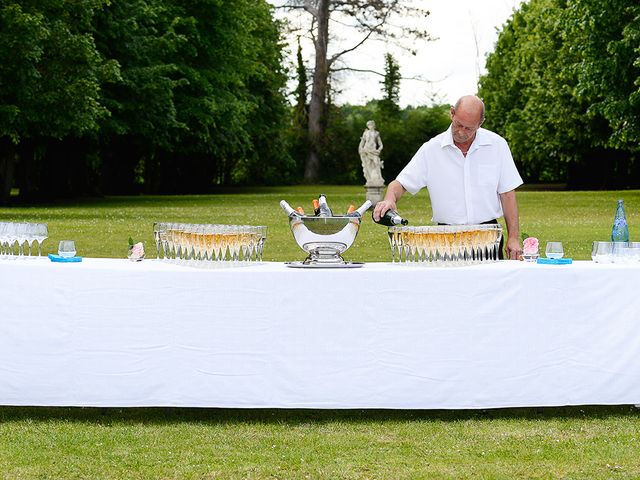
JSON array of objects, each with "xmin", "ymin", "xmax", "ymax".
[
  {"xmin": 0, "ymin": 138, "xmax": 16, "ymax": 206},
  {"xmin": 304, "ymin": 0, "xmax": 330, "ymax": 182}
]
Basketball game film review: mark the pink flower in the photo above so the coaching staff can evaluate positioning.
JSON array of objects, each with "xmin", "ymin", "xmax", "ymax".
[
  {"xmin": 523, "ymin": 237, "xmax": 539, "ymax": 254},
  {"xmin": 129, "ymin": 242, "xmax": 145, "ymax": 259}
]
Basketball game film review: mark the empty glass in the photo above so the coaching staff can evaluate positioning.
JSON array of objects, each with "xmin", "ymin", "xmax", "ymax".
[
  {"xmin": 592, "ymin": 241, "xmax": 614, "ymax": 263},
  {"xmin": 0, "ymin": 222, "xmax": 49, "ymax": 258},
  {"xmin": 545, "ymin": 242, "xmax": 564, "ymax": 259},
  {"xmin": 58, "ymin": 240, "xmax": 77, "ymax": 258},
  {"xmin": 33, "ymin": 223, "xmax": 48, "ymax": 256}
]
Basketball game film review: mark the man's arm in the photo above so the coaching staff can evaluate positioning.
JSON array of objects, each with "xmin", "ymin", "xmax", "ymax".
[
  {"xmin": 373, "ymin": 180, "xmax": 406, "ymax": 221},
  {"xmin": 499, "ymin": 190, "xmax": 522, "ymax": 260}
]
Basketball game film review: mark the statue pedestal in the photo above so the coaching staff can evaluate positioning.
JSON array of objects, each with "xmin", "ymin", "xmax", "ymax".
[{"xmin": 365, "ymin": 185, "xmax": 385, "ymax": 209}]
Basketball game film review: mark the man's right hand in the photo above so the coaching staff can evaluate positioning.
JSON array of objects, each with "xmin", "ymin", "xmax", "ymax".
[{"xmin": 373, "ymin": 199, "xmax": 397, "ymax": 222}]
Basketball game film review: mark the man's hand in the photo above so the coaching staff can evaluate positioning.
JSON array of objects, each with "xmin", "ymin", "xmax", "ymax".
[
  {"xmin": 505, "ymin": 236, "xmax": 522, "ymax": 260},
  {"xmin": 499, "ymin": 190, "xmax": 521, "ymax": 260},
  {"xmin": 372, "ymin": 199, "xmax": 396, "ymax": 222},
  {"xmin": 373, "ymin": 180, "xmax": 406, "ymax": 221}
]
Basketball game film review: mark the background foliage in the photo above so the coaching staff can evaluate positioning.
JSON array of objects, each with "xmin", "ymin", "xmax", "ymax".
[
  {"xmin": 2, "ymin": 0, "xmax": 640, "ymax": 204},
  {"xmin": 479, "ymin": 0, "xmax": 640, "ymax": 189},
  {"xmin": 0, "ymin": 0, "xmax": 292, "ymax": 203}
]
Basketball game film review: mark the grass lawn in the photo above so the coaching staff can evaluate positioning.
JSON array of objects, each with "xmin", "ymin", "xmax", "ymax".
[
  {"xmin": 1, "ymin": 185, "xmax": 640, "ymax": 479},
  {"xmin": 1, "ymin": 185, "xmax": 639, "ymax": 261}
]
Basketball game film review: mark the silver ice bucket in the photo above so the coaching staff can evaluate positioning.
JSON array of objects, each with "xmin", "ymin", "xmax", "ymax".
[{"xmin": 289, "ymin": 215, "xmax": 362, "ymax": 264}]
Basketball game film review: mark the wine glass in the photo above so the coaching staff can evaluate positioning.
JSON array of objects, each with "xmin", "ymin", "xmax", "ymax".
[
  {"xmin": 591, "ymin": 241, "xmax": 613, "ymax": 263},
  {"xmin": 31, "ymin": 223, "xmax": 47, "ymax": 257},
  {"xmin": 545, "ymin": 241, "xmax": 564, "ymax": 259}
]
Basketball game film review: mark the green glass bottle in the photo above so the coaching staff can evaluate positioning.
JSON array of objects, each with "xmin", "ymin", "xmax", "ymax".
[{"xmin": 611, "ymin": 199, "xmax": 629, "ymax": 242}]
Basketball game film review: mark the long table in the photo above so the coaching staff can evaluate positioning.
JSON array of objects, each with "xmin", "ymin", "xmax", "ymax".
[{"xmin": 1, "ymin": 258, "xmax": 639, "ymax": 409}]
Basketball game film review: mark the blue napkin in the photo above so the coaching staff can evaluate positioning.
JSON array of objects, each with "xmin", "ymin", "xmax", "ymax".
[
  {"xmin": 536, "ymin": 257, "xmax": 572, "ymax": 265},
  {"xmin": 48, "ymin": 254, "xmax": 82, "ymax": 263}
]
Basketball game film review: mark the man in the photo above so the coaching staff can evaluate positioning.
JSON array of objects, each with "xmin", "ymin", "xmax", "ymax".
[{"xmin": 373, "ymin": 95, "xmax": 523, "ymax": 259}]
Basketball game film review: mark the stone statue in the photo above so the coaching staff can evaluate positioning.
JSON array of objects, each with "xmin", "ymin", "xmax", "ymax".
[{"xmin": 358, "ymin": 120, "xmax": 384, "ymax": 187}]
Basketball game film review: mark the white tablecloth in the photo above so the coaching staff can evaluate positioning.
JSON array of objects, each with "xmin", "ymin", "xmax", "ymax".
[{"xmin": 1, "ymin": 258, "xmax": 639, "ymax": 409}]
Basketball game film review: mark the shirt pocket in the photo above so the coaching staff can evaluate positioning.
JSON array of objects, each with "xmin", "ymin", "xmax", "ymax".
[{"xmin": 476, "ymin": 163, "xmax": 498, "ymax": 187}]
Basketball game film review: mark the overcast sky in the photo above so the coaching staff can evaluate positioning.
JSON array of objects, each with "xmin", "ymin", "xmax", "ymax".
[{"xmin": 269, "ymin": 0, "xmax": 525, "ymax": 107}]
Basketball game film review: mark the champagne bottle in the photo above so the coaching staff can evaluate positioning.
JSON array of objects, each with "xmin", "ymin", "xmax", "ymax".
[
  {"xmin": 296, "ymin": 206, "xmax": 305, "ymax": 215},
  {"xmin": 312, "ymin": 199, "xmax": 320, "ymax": 216},
  {"xmin": 373, "ymin": 209, "xmax": 409, "ymax": 226},
  {"xmin": 317, "ymin": 194, "xmax": 333, "ymax": 216},
  {"xmin": 346, "ymin": 200, "xmax": 373, "ymax": 217},
  {"xmin": 611, "ymin": 199, "xmax": 629, "ymax": 242},
  {"xmin": 279, "ymin": 200, "xmax": 302, "ymax": 217}
]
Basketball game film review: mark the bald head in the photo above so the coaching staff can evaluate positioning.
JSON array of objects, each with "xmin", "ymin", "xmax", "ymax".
[
  {"xmin": 452, "ymin": 95, "xmax": 485, "ymax": 123},
  {"xmin": 450, "ymin": 95, "xmax": 485, "ymax": 145}
]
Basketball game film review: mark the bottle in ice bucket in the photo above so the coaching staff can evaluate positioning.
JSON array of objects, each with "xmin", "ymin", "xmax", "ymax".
[
  {"xmin": 279, "ymin": 200, "xmax": 303, "ymax": 217},
  {"xmin": 317, "ymin": 194, "xmax": 333, "ymax": 216},
  {"xmin": 312, "ymin": 199, "xmax": 320, "ymax": 216},
  {"xmin": 346, "ymin": 200, "xmax": 372, "ymax": 217},
  {"xmin": 611, "ymin": 199, "xmax": 629, "ymax": 242},
  {"xmin": 374, "ymin": 209, "xmax": 409, "ymax": 226}
]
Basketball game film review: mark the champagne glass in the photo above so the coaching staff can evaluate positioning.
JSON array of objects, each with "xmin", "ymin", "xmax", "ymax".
[
  {"xmin": 25, "ymin": 223, "xmax": 36, "ymax": 257},
  {"xmin": 387, "ymin": 227, "xmax": 396, "ymax": 262},
  {"xmin": 178, "ymin": 224, "xmax": 190, "ymax": 260},
  {"xmin": 228, "ymin": 225, "xmax": 240, "ymax": 262},
  {"xmin": 153, "ymin": 222, "xmax": 163, "ymax": 259},
  {"xmin": 257, "ymin": 226, "xmax": 267, "ymax": 261},
  {"xmin": 6, "ymin": 223, "xmax": 17, "ymax": 257},
  {"xmin": 33, "ymin": 223, "xmax": 48, "ymax": 257},
  {"xmin": 195, "ymin": 224, "xmax": 207, "ymax": 262},
  {"xmin": 185, "ymin": 224, "xmax": 199, "ymax": 261},
  {"xmin": 0, "ymin": 222, "xmax": 8, "ymax": 257},
  {"xmin": 203, "ymin": 224, "xmax": 216, "ymax": 262},
  {"xmin": 545, "ymin": 241, "xmax": 564, "ymax": 259},
  {"xmin": 14, "ymin": 222, "xmax": 26, "ymax": 257}
]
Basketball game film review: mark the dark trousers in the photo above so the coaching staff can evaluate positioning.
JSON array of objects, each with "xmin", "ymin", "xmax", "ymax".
[{"xmin": 438, "ymin": 219, "xmax": 504, "ymax": 260}]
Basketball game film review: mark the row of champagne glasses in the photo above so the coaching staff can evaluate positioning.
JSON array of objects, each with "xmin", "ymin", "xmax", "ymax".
[
  {"xmin": 387, "ymin": 225, "xmax": 503, "ymax": 265},
  {"xmin": 0, "ymin": 222, "xmax": 49, "ymax": 258},
  {"xmin": 153, "ymin": 223, "xmax": 267, "ymax": 263}
]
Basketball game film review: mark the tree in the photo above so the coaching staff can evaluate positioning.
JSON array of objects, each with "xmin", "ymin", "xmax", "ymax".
[
  {"xmin": 379, "ymin": 52, "xmax": 401, "ymax": 117},
  {"xmin": 278, "ymin": 0, "xmax": 430, "ymax": 182},
  {"xmin": 0, "ymin": 0, "xmax": 117, "ymax": 202},
  {"xmin": 93, "ymin": 0, "xmax": 291, "ymax": 193},
  {"xmin": 479, "ymin": 0, "xmax": 640, "ymax": 188},
  {"xmin": 0, "ymin": 0, "xmax": 291, "ymax": 201},
  {"xmin": 294, "ymin": 36, "xmax": 308, "ymax": 125},
  {"xmin": 287, "ymin": 36, "xmax": 310, "ymax": 178}
]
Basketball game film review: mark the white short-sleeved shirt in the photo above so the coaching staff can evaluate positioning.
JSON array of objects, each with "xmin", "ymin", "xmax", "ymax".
[{"xmin": 396, "ymin": 126, "xmax": 523, "ymax": 225}]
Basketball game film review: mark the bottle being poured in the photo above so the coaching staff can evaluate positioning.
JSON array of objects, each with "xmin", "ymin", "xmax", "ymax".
[{"xmin": 373, "ymin": 208, "xmax": 409, "ymax": 226}]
